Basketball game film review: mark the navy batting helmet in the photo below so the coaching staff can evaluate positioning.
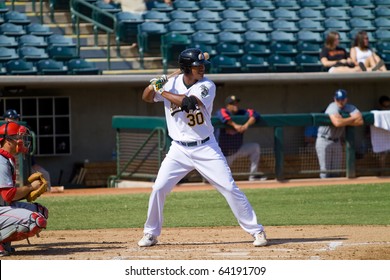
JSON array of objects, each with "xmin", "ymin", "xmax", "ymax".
[
  {"xmin": 178, "ymin": 48, "xmax": 210, "ymax": 74},
  {"xmin": 3, "ymin": 109, "xmax": 20, "ymax": 120}
]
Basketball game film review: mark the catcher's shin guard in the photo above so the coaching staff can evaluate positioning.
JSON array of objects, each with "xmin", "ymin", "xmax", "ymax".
[{"xmin": 0, "ymin": 212, "xmax": 47, "ymax": 243}]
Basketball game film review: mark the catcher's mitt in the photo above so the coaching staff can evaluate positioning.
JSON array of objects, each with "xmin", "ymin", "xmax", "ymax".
[{"xmin": 26, "ymin": 172, "xmax": 48, "ymax": 202}]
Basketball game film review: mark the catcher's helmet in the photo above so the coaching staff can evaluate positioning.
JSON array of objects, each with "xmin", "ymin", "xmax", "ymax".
[
  {"xmin": 178, "ymin": 48, "xmax": 210, "ymax": 74},
  {"xmin": 3, "ymin": 109, "xmax": 20, "ymax": 120},
  {"xmin": 0, "ymin": 122, "xmax": 31, "ymax": 153}
]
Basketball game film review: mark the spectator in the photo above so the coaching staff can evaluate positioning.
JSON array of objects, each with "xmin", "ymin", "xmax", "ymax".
[
  {"xmin": 103, "ymin": 0, "xmax": 146, "ymax": 13},
  {"xmin": 215, "ymin": 95, "xmax": 266, "ymax": 181},
  {"xmin": 377, "ymin": 95, "xmax": 390, "ymax": 110},
  {"xmin": 316, "ymin": 89, "xmax": 363, "ymax": 178},
  {"xmin": 145, "ymin": 0, "xmax": 173, "ymax": 10},
  {"xmin": 2, "ymin": 109, "xmax": 52, "ymax": 190},
  {"xmin": 350, "ymin": 30, "xmax": 386, "ymax": 72},
  {"xmin": 320, "ymin": 31, "xmax": 364, "ymax": 73}
]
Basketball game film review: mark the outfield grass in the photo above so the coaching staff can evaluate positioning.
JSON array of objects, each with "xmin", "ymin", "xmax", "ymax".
[{"xmin": 39, "ymin": 183, "xmax": 390, "ymax": 230}]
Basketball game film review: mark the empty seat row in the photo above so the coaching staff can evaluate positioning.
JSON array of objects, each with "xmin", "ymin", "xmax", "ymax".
[{"xmin": 0, "ymin": 34, "xmax": 75, "ymax": 48}]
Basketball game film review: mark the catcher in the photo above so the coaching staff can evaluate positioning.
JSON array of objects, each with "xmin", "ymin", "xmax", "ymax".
[{"xmin": 0, "ymin": 121, "xmax": 49, "ymax": 256}]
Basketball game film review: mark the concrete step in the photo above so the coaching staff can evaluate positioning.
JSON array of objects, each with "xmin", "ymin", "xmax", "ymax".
[
  {"xmin": 80, "ymin": 45, "xmax": 139, "ymax": 59},
  {"xmin": 88, "ymin": 56, "xmax": 162, "ymax": 71},
  {"xmin": 46, "ymin": 22, "xmax": 94, "ymax": 36}
]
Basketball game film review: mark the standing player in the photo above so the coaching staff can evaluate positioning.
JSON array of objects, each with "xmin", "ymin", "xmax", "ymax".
[
  {"xmin": 0, "ymin": 122, "xmax": 48, "ymax": 256},
  {"xmin": 316, "ymin": 89, "xmax": 363, "ymax": 178},
  {"xmin": 138, "ymin": 48, "xmax": 267, "ymax": 247}
]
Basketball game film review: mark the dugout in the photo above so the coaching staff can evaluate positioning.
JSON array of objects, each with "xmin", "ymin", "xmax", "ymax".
[{"xmin": 0, "ymin": 72, "xmax": 389, "ymax": 186}]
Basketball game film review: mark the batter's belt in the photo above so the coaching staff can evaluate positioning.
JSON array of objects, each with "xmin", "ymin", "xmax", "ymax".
[{"xmin": 176, "ymin": 137, "xmax": 210, "ymax": 147}]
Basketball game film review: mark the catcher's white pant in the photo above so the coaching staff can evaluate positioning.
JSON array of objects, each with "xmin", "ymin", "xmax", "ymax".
[{"xmin": 143, "ymin": 137, "xmax": 264, "ymax": 237}]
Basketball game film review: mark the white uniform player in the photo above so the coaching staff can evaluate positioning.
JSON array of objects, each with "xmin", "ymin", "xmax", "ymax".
[{"xmin": 138, "ymin": 48, "xmax": 267, "ymax": 247}]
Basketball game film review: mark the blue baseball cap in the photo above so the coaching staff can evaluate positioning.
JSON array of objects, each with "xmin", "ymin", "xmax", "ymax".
[{"xmin": 334, "ymin": 89, "xmax": 347, "ymax": 100}]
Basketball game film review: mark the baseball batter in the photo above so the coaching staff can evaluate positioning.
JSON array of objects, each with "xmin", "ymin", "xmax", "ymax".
[
  {"xmin": 0, "ymin": 122, "xmax": 48, "ymax": 256},
  {"xmin": 138, "ymin": 48, "xmax": 267, "ymax": 247},
  {"xmin": 316, "ymin": 89, "xmax": 363, "ymax": 178}
]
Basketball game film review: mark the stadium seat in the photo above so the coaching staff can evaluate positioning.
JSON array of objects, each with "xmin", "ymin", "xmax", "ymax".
[
  {"xmin": 216, "ymin": 42, "xmax": 244, "ymax": 57},
  {"xmin": 25, "ymin": 23, "xmax": 53, "ymax": 37},
  {"xmin": 247, "ymin": 9, "xmax": 274, "ymax": 22},
  {"xmin": 47, "ymin": 45, "xmax": 78, "ymax": 61},
  {"xmin": 36, "ymin": 59, "xmax": 68, "ymax": 75},
  {"xmin": 161, "ymin": 32, "xmax": 190, "ymax": 72},
  {"xmin": 67, "ymin": 58, "xmax": 101, "ymax": 75},
  {"xmin": 224, "ymin": 0, "xmax": 251, "ymax": 11},
  {"xmin": 272, "ymin": 19, "xmax": 299, "ymax": 32},
  {"xmin": 169, "ymin": 10, "xmax": 197, "ymax": 23},
  {"xmin": 137, "ymin": 22, "xmax": 167, "ymax": 68},
  {"xmin": 18, "ymin": 35, "xmax": 48, "ymax": 48},
  {"xmin": 166, "ymin": 20, "xmax": 195, "ymax": 35},
  {"xmin": 244, "ymin": 42, "xmax": 271, "ymax": 57},
  {"xmin": 193, "ymin": 20, "xmax": 220, "ymax": 34},
  {"xmin": 324, "ymin": 0, "xmax": 350, "ymax": 9},
  {"xmin": 0, "ymin": 46, "xmax": 19, "ymax": 62},
  {"xmin": 191, "ymin": 31, "xmax": 218, "ymax": 46},
  {"xmin": 296, "ymin": 30, "xmax": 323, "ymax": 43},
  {"xmin": 0, "ymin": 22, "xmax": 26, "ymax": 37},
  {"xmin": 173, "ymin": 0, "xmax": 200, "ymax": 12},
  {"xmin": 300, "ymin": 0, "xmax": 325, "ymax": 10},
  {"xmin": 349, "ymin": 7, "xmax": 375, "ymax": 19},
  {"xmin": 270, "ymin": 42, "xmax": 298, "ymax": 56},
  {"xmin": 295, "ymin": 53, "xmax": 323, "ymax": 72},
  {"xmin": 219, "ymin": 20, "xmax": 246, "ymax": 33},
  {"xmin": 270, "ymin": 30, "xmax": 297, "ymax": 43},
  {"xmin": 324, "ymin": 18, "xmax": 350, "ymax": 32},
  {"xmin": 210, "ymin": 55, "xmax": 241, "ymax": 73},
  {"xmin": 6, "ymin": 59, "xmax": 37, "ymax": 75},
  {"xmin": 379, "ymin": 52, "xmax": 390, "ymax": 69},
  {"xmin": 298, "ymin": 7, "xmax": 325, "ymax": 21},
  {"xmin": 0, "ymin": 35, "xmax": 18, "ymax": 48},
  {"xmin": 272, "ymin": 8, "xmax": 299, "ymax": 21},
  {"xmin": 217, "ymin": 31, "xmax": 244, "ymax": 45},
  {"xmin": 268, "ymin": 54, "xmax": 297, "ymax": 72},
  {"xmin": 240, "ymin": 54, "xmax": 269, "ymax": 73},
  {"xmin": 199, "ymin": 0, "xmax": 225, "ymax": 11},
  {"xmin": 192, "ymin": 42, "xmax": 217, "ymax": 57},
  {"xmin": 375, "ymin": 29, "xmax": 390, "ymax": 41},
  {"xmin": 148, "ymin": 1, "xmax": 174, "ymax": 12},
  {"xmin": 374, "ymin": 0, "xmax": 390, "ymax": 6},
  {"xmin": 4, "ymin": 11, "xmax": 31, "ymax": 26},
  {"xmin": 374, "ymin": 17, "xmax": 390, "ymax": 29},
  {"xmin": 324, "ymin": 7, "xmax": 350, "ymax": 20},
  {"xmin": 220, "ymin": 9, "xmax": 248, "ymax": 22},
  {"xmin": 350, "ymin": 0, "xmax": 375, "ymax": 8},
  {"xmin": 375, "ymin": 6, "xmax": 390, "ymax": 17},
  {"xmin": 19, "ymin": 46, "xmax": 49, "ymax": 62},
  {"xmin": 143, "ymin": 10, "xmax": 170, "ymax": 23},
  {"xmin": 0, "ymin": 1, "xmax": 9, "ymax": 14},
  {"xmin": 115, "ymin": 11, "xmax": 143, "ymax": 48},
  {"xmin": 350, "ymin": 18, "xmax": 376, "ymax": 31},
  {"xmin": 376, "ymin": 41, "xmax": 390, "ymax": 53},
  {"xmin": 243, "ymin": 31, "xmax": 271, "ymax": 44},
  {"xmin": 47, "ymin": 34, "xmax": 76, "ymax": 47},
  {"xmin": 298, "ymin": 19, "xmax": 325, "ymax": 32},
  {"xmin": 195, "ymin": 9, "xmax": 223, "ymax": 22},
  {"xmin": 248, "ymin": 0, "xmax": 275, "ymax": 10},
  {"xmin": 296, "ymin": 41, "xmax": 322, "ymax": 54},
  {"xmin": 245, "ymin": 19, "xmax": 273, "ymax": 33},
  {"xmin": 274, "ymin": 0, "xmax": 300, "ymax": 10},
  {"xmin": 92, "ymin": 1, "xmax": 121, "ymax": 29}
]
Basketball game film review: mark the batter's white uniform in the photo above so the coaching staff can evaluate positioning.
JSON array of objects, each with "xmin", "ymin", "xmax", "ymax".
[{"xmin": 142, "ymin": 74, "xmax": 264, "ymax": 237}]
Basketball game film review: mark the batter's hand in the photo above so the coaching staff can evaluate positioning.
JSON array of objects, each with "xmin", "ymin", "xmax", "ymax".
[{"xmin": 150, "ymin": 75, "xmax": 168, "ymax": 94}]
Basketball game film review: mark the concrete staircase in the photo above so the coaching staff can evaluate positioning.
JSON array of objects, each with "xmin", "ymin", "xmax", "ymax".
[{"xmin": 10, "ymin": 0, "xmax": 165, "ymax": 75}]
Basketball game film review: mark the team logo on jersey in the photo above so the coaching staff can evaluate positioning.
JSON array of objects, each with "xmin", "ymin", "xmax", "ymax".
[
  {"xmin": 170, "ymin": 102, "xmax": 182, "ymax": 116},
  {"xmin": 200, "ymin": 85, "xmax": 209, "ymax": 98}
]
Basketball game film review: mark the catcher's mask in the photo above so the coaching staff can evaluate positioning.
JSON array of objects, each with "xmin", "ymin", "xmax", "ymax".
[
  {"xmin": 0, "ymin": 121, "xmax": 31, "ymax": 154},
  {"xmin": 178, "ymin": 48, "xmax": 210, "ymax": 74}
]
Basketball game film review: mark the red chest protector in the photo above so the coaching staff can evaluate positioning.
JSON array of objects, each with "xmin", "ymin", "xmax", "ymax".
[{"xmin": 0, "ymin": 148, "xmax": 16, "ymax": 185}]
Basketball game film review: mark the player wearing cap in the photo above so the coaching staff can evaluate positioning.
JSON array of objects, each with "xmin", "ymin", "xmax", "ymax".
[
  {"xmin": 316, "ymin": 89, "xmax": 363, "ymax": 178},
  {"xmin": 215, "ymin": 95, "xmax": 266, "ymax": 181},
  {"xmin": 138, "ymin": 48, "xmax": 268, "ymax": 247}
]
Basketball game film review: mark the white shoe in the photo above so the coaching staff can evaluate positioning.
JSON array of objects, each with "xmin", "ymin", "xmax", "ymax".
[
  {"xmin": 253, "ymin": 231, "xmax": 268, "ymax": 247},
  {"xmin": 138, "ymin": 233, "xmax": 158, "ymax": 247}
]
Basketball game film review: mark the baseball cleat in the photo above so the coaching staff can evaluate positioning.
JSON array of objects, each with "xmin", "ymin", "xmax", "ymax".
[
  {"xmin": 138, "ymin": 233, "xmax": 158, "ymax": 247},
  {"xmin": 253, "ymin": 231, "xmax": 268, "ymax": 247}
]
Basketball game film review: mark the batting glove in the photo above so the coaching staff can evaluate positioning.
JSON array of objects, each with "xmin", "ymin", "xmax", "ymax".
[{"xmin": 151, "ymin": 75, "xmax": 168, "ymax": 94}]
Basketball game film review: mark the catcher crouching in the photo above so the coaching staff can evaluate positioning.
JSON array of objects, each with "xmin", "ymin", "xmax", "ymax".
[{"xmin": 0, "ymin": 122, "xmax": 49, "ymax": 256}]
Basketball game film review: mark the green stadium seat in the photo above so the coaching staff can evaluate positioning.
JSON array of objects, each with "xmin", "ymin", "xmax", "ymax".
[
  {"xmin": 274, "ymin": 0, "xmax": 300, "ymax": 10},
  {"xmin": 350, "ymin": 18, "xmax": 376, "ymax": 31},
  {"xmin": 272, "ymin": 8, "xmax": 299, "ymax": 21},
  {"xmin": 36, "ymin": 59, "xmax": 68, "ymax": 75},
  {"xmin": 300, "ymin": 0, "xmax": 325, "ymax": 10},
  {"xmin": 0, "ymin": 22, "xmax": 26, "ymax": 37},
  {"xmin": 167, "ymin": 20, "xmax": 195, "ymax": 35},
  {"xmin": 0, "ymin": 35, "xmax": 18, "ymax": 48},
  {"xmin": 220, "ymin": 9, "xmax": 249, "ymax": 22},
  {"xmin": 350, "ymin": 0, "xmax": 375, "ymax": 8},
  {"xmin": 0, "ymin": 46, "xmax": 19, "ymax": 62},
  {"xmin": 324, "ymin": 7, "xmax": 350, "ymax": 20},
  {"xmin": 247, "ymin": 9, "xmax": 274, "ymax": 22},
  {"xmin": 25, "ymin": 23, "xmax": 53, "ymax": 37},
  {"xmin": 270, "ymin": 30, "xmax": 297, "ymax": 43},
  {"xmin": 243, "ymin": 31, "xmax": 271, "ymax": 44},
  {"xmin": 193, "ymin": 20, "xmax": 221, "ymax": 34},
  {"xmin": 374, "ymin": 0, "xmax": 390, "ymax": 6},
  {"xmin": 270, "ymin": 42, "xmax": 298, "ymax": 56},
  {"xmin": 375, "ymin": 29, "xmax": 390, "ymax": 41},
  {"xmin": 240, "ymin": 54, "xmax": 269, "ymax": 73},
  {"xmin": 19, "ymin": 46, "xmax": 49, "ymax": 62},
  {"xmin": 248, "ymin": 0, "xmax": 275, "ymax": 10},
  {"xmin": 245, "ymin": 19, "xmax": 273, "ymax": 33},
  {"xmin": 296, "ymin": 41, "xmax": 322, "ymax": 54},
  {"xmin": 298, "ymin": 7, "xmax": 325, "ymax": 21},
  {"xmin": 268, "ymin": 54, "xmax": 297, "ymax": 72},
  {"xmin": 295, "ymin": 53, "xmax": 323, "ymax": 72},
  {"xmin": 199, "ymin": 0, "xmax": 225, "ymax": 11},
  {"xmin": 378, "ymin": 52, "xmax": 390, "ymax": 69},
  {"xmin": 192, "ymin": 42, "xmax": 217, "ymax": 57},
  {"xmin": 374, "ymin": 17, "xmax": 390, "ymax": 29},
  {"xmin": 47, "ymin": 34, "xmax": 76, "ymax": 47},
  {"xmin": 210, "ymin": 55, "xmax": 241, "ymax": 73},
  {"xmin": 297, "ymin": 30, "xmax": 323, "ymax": 43},
  {"xmin": 143, "ymin": 10, "xmax": 170, "ymax": 23},
  {"xmin": 6, "ymin": 59, "xmax": 37, "ymax": 75},
  {"xmin": 219, "ymin": 20, "xmax": 246, "ymax": 33},
  {"xmin": 4, "ymin": 11, "xmax": 31, "ymax": 26},
  {"xmin": 375, "ymin": 6, "xmax": 390, "ymax": 17},
  {"xmin": 324, "ymin": 0, "xmax": 350, "ymax": 9},
  {"xmin": 216, "ymin": 42, "xmax": 244, "ymax": 57},
  {"xmin": 244, "ymin": 42, "xmax": 271, "ymax": 57},
  {"xmin": 272, "ymin": 19, "xmax": 299, "ymax": 32},
  {"xmin": 324, "ymin": 18, "xmax": 350, "ymax": 32},
  {"xmin": 217, "ymin": 31, "xmax": 244, "ymax": 45},
  {"xmin": 191, "ymin": 31, "xmax": 218, "ymax": 46},
  {"xmin": 298, "ymin": 19, "xmax": 325, "ymax": 32},
  {"xmin": 349, "ymin": 7, "xmax": 375, "ymax": 19},
  {"xmin": 115, "ymin": 11, "xmax": 143, "ymax": 48},
  {"xmin": 224, "ymin": 0, "xmax": 251, "ymax": 11},
  {"xmin": 169, "ymin": 10, "xmax": 197, "ymax": 23},
  {"xmin": 67, "ymin": 58, "xmax": 101, "ymax": 75},
  {"xmin": 47, "ymin": 45, "xmax": 78, "ymax": 61},
  {"xmin": 195, "ymin": 9, "xmax": 223, "ymax": 22},
  {"xmin": 149, "ymin": 1, "xmax": 174, "ymax": 12},
  {"xmin": 161, "ymin": 32, "xmax": 190, "ymax": 72},
  {"xmin": 376, "ymin": 41, "xmax": 390, "ymax": 53},
  {"xmin": 19, "ymin": 35, "xmax": 48, "ymax": 48},
  {"xmin": 173, "ymin": 0, "xmax": 200, "ymax": 12}
]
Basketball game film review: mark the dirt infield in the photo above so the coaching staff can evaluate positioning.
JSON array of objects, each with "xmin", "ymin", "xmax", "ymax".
[{"xmin": 4, "ymin": 177, "xmax": 390, "ymax": 260}]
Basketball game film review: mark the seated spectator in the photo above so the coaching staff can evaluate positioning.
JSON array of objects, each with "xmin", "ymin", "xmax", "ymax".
[
  {"xmin": 377, "ymin": 95, "xmax": 390, "ymax": 110},
  {"xmin": 350, "ymin": 30, "xmax": 386, "ymax": 72},
  {"xmin": 215, "ymin": 95, "xmax": 266, "ymax": 181},
  {"xmin": 320, "ymin": 31, "xmax": 363, "ymax": 73}
]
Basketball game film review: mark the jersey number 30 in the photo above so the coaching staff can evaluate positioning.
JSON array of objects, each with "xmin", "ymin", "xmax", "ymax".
[{"xmin": 187, "ymin": 112, "xmax": 204, "ymax": 126}]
